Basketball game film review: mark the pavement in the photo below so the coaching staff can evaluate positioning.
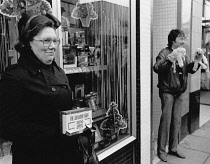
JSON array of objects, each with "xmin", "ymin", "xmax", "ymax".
[{"xmin": 154, "ymin": 105, "xmax": 210, "ymax": 164}]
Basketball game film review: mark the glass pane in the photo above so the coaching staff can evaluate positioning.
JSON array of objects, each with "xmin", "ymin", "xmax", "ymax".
[
  {"xmin": 201, "ymin": 1, "xmax": 210, "ymax": 104},
  {"xmin": 60, "ymin": 0, "xmax": 130, "ymax": 151}
]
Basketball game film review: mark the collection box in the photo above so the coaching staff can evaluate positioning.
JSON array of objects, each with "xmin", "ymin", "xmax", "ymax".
[{"xmin": 60, "ymin": 107, "xmax": 92, "ymax": 136}]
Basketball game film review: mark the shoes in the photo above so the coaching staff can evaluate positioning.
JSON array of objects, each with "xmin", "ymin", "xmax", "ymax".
[
  {"xmin": 158, "ymin": 153, "xmax": 167, "ymax": 162},
  {"xmin": 168, "ymin": 151, "xmax": 186, "ymax": 159}
]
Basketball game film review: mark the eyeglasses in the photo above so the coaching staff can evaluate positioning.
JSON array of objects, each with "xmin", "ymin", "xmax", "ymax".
[{"xmin": 33, "ymin": 38, "xmax": 60, "ymax": 47}]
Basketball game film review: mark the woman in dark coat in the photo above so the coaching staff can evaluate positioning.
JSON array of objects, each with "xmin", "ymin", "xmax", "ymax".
[{"xmin": 0, "ymin": 12, "xmax": 80, "ymax": 164}]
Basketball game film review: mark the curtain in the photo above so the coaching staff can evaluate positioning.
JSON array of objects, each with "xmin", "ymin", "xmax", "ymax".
[
  {"xmin": 0, "ymin": 14, "xmax": 10, "ymax": 78},
  {"xmin": 88, "ymin": 1, "xmax": 129, "ymax": 118}
]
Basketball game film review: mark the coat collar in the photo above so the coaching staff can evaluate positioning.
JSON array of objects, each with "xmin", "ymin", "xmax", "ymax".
[
  {"xmin": 18, "ymin": 50, "xmax": 68, "ymax": 86},
  {"xmin": 41, "ymin": 67, "xmax": 68, "ymax": 86},
  {"xmin": 18, "ymin": 50, "xmax": 58, "ymax": 75}
]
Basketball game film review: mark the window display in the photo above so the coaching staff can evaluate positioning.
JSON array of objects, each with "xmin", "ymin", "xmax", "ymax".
[{"xmin": 59, "ymin": 0, "xmax": 130, "ymax": 152}]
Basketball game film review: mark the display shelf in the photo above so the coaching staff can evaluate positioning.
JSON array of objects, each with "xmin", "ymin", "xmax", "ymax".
[{"xmin": 64, "ymin": 65, "xmax": 107, "ymax": 74}]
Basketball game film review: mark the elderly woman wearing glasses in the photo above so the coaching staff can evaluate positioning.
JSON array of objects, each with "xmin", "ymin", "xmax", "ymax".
[{"xmin": 0, "ymin": 12, "xmax": 81, "ymax": 164}]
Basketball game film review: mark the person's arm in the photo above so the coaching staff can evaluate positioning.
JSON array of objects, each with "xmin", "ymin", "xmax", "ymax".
[
  {"xmin": 153, "ymin": 50, "xmax": 173, "ymax": 74},
  {"xmin": 0, "ymin": 72, "xmax": 56, "ymax": 141},
  {"xmin": 187, "ymin": 62, "xmax": 200, "ymax": 74},
  {"xmin": 185, "ymin": 55, "xmax": 201, "ymax": 74},
  {"xmin": 187, "ymin": 49, "xmax": 205, "ymax": 74}
]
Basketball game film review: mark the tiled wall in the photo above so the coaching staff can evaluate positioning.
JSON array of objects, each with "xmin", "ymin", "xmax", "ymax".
[
  {"xmin": 140, "ymin": 0, "xmax": 152, "ymax": 163},
  {"xmin": 152, "ymin": 0, "xmax": 178, "ymax": 141}
]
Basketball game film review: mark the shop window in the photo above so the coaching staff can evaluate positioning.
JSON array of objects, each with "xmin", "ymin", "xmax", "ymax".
[
  {"xmin": 58, "ymin": 0, "xmax": 131, "ymax": 152},
  {"xmin": 201, "ymin": 1, "xmax": 210, "ymax": 90}
]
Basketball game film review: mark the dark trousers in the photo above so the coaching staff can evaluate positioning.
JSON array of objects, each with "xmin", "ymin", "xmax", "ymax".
[{"xmin": 157, "ymin": 91, "xmax": 185, "ymax": 154}]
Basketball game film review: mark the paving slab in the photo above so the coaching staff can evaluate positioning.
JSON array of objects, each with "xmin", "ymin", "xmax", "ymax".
[
  {"xmin": 201, "ymin": 120, "xmax": 210, "ymax": 129},
  {"xmin": 192, "ymin": 128, "xmax": 210, "ymax": 140},
  {"xmin": 153, "ymin": 155, "xmax": 160, "ymax": 164},
  {"xmin": 204, "ymin": 155, "xmax": 210, "ymax": 164},
  {"xmin": 157, "ymin": 147, "xmax": 209, "ymax": 164},
  {"xmin": 180, "ymin": 135, "xmax": 210, "ymax": 153}
]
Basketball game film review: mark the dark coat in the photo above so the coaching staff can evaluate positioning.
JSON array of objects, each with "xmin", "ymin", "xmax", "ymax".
[
  {"xmin": 153, "ymin": 47, "xmax": 199, "ymax": 94},
  {"xmin": 0, "ymin": 51, "xmax": 80, "ymax": 164}
]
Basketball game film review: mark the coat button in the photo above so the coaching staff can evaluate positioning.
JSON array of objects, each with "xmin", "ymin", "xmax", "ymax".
[{"xmin": 52, "ymin": 87, "xmax": 56, "ymax": 92}]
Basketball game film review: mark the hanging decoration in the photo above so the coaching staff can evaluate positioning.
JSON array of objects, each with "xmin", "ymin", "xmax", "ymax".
[
  {"xmin": 100, "ymin": 102, "xmax": 127, "ymax": 135},
  {"xmin": 71, "ymin": 2, "xmax": 98, "ymax": 27},
  {"xmin": 0, "ymin": 0, "xmax": 52, "ymax": 20}
]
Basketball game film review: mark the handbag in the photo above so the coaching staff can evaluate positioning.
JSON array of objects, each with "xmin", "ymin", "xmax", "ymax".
[{"xmin": 77, "ymin": 126, "xmax": 99, "ymax": 164}]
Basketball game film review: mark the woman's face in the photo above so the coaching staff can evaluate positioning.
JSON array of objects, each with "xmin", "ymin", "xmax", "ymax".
[{"xmin": 30, "ymin": 27, "xmax": 58, "ymax": 65}]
